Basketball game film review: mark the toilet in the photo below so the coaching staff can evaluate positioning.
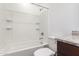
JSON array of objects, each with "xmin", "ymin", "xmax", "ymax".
[
  {"xmin": 34, "ymin": 36, "xmax": 56, "ymax": 56},
  {"xmin": 34, "ymin": 48, "xmax": 55, "ymax": 56}
]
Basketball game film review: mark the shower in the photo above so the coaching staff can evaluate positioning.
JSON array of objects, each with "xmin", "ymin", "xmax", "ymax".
[{"xmin": 0, "ymin": 3, "xmax": 48, "ymax": 55}]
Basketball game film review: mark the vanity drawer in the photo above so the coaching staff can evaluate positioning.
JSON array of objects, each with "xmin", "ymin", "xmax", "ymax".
[{"xmin": 57, "ymin": 41, "xmax": 79, "ymax": 56}]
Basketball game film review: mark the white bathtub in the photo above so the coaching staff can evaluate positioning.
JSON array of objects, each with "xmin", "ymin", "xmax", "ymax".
[{"xmin": 3, "ymin": 42, "xmax": 48, "ymax": 56}]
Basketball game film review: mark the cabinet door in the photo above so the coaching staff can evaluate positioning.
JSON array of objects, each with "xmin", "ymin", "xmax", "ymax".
[{"xmin": 57, "ymin": 41, "xmax": 79, "ymax": 56}]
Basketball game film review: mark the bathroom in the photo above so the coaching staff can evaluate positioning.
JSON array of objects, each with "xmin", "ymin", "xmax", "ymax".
[{"xmin": 0, "ymin": 2, "xmax": 79, "ymax": 56}]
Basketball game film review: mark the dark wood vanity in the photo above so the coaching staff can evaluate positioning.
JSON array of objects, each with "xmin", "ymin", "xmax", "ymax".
[{"xmin": 57, "ymin": 41, "xmax": 79, "ymax": 56}]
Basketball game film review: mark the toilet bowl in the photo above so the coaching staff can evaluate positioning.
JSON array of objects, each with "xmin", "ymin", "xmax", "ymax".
[{"xmin": 34, "ymin": 48, "xmax": 55, "ymax": 56}]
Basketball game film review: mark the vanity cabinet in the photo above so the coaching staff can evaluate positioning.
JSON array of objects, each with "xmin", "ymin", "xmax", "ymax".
[{"xmin": 57, "ymin": 41, "xmax": 79, "ymax": 56}]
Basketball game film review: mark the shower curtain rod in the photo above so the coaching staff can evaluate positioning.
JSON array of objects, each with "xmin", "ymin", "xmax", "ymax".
[{"xmin": 31, "ymin": 3, "xmax": 49, "ymax": 9}]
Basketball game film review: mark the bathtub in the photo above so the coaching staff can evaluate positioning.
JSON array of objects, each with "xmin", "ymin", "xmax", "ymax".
[{"xmin": 3, "ymin": 42, "xmax": 48, "ymax": 56}]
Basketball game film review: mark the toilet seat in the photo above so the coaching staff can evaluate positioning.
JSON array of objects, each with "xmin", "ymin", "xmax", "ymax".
[{"xmin": 34, "ymin": 48, "xmax": 55, "ymax": 56}]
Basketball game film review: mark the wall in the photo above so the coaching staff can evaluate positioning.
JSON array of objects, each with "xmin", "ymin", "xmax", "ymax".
[
  {"xmin": 39, "ymin": 3, "xmax": 79, "ymax": 36},
  {"xmin": 72, "ymin": 4, "xmax": 79, "ymax": 31}
]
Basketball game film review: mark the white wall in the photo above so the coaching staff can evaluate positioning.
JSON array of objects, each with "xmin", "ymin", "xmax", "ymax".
[
  {"xmin": 72, "ymin": 4, "xmax": 79, "ymax": 31},
  {"xmin": 48, "ymin": 3, "xmax": 72, "ymax": 36},
  {"xmin": 39, "ymin": 3, "xmax": 79, "ymax": 36}
]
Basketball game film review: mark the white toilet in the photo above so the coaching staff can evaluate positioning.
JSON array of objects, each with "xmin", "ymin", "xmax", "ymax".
[{"xmin": 34, "ymin": 48, "xmax": 55, "ymax": 56}]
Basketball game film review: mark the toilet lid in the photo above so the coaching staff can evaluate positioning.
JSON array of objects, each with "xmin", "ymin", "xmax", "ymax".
[{"xmin": 34, "ymin": 48, "xmax": 55, "ymax": 56}]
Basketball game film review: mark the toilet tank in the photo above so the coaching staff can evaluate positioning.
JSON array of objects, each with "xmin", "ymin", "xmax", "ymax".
[{"xmin": 48, "ymin": 36, "xmax": 57, "ymax": 52}]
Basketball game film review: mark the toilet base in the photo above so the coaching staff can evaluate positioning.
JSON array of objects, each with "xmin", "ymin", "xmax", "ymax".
[{"xmin": 34, "ymin": 48, "xmax": 55, "ymax": 56}]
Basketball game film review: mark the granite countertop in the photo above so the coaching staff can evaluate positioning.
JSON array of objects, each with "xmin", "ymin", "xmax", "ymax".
[{"xmin": 49, "ymin": 35, "xmax": 79, "ymax": 47}]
